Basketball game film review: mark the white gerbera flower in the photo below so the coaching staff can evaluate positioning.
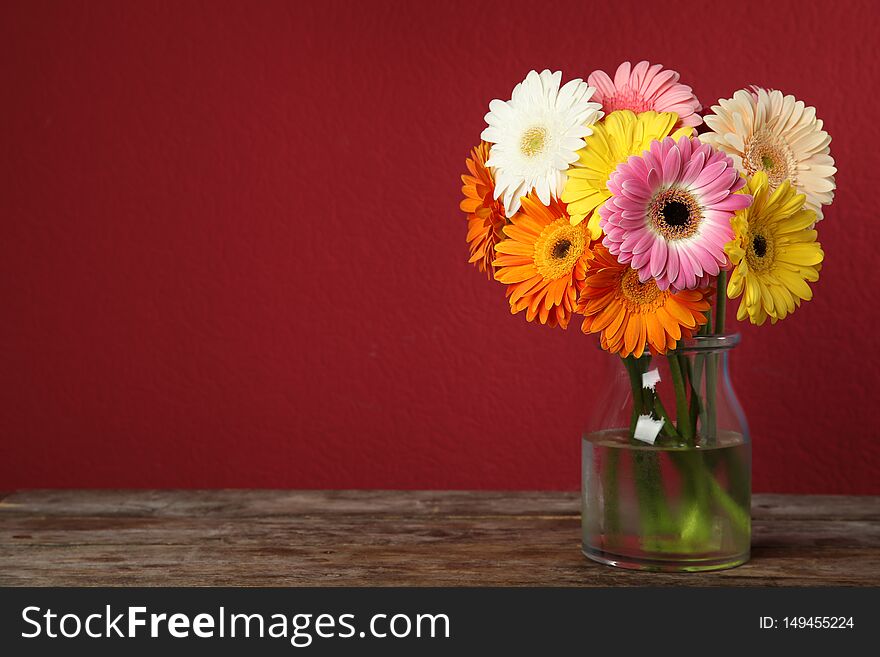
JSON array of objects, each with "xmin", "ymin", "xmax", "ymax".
[
  {"xmin": 701, "ymin": 88, "xmax": 836, "ymax": 221},
  {"xmin": 481, "ymin": 70, "xmax": 603, "ymax": 217}
]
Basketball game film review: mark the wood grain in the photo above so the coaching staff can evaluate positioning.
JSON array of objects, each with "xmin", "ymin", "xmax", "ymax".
[{"xmin": 1, "ymin": 491, "xmax": 878, "ymax": 586}]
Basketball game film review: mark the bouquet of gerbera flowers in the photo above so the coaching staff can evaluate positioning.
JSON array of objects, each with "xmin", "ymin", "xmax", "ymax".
[{"xmin": 460, "ymin": 63, "xmax": 835, "ymax": 571}]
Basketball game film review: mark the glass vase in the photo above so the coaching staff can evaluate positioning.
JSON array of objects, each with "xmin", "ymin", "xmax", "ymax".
[{"xmin": 581, "ymin": 334, "xmax": 751, "ymax": 572}]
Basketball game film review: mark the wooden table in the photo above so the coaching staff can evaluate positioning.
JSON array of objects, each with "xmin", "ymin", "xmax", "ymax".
[{"xmin": 1, "ymin": 491, "xmax": 878, "ymax": 586}]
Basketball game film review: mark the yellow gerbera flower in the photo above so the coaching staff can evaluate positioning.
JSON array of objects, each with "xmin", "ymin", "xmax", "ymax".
[
  {"xmin": 725, "ymin": 172, "xmax": 824, "ymax": 325},
  {"xmin": 561, "ymin": 110, "xmax": 692, "ymax": 239}
]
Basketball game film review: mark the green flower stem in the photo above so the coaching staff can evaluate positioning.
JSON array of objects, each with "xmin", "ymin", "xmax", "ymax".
[
  {"xmin": 623, "ymin": 356, "xmax": 679, "ymax": 548},
  {"xmin": 675, "ymin": 451, "xmax": 712, "ymax": 545},
  {"xmin": 669, "ymin": 450, "xmax": 750, "ymax": 544},
  {"xmin": 697, "ymin": 357, "xmax": 708, "ymax": 434},
  {"xmin": 649, "ymin": 392, "xmax": 681, "ymax": 441},
  {"xmin": 704, "ymin": 270, "xmax": 728, "ymax": 445},
  {"xmin": 633, "ymin": 450, "xmax": 675, "ymax": 547},
  {"xmin": 669, "ymin": 356, "xmax": 715, "ymax": 545},
  {"xmin": 667, "ymin": 355, "xmax": 693, "ymax": 445},
  {"xmin": 706, "ymin": 469, "xmax": 751, "ymax": 537},
  {"xmin": 705, "ymin": 354, "xmax": 718, "ymax": 443},
  {"xmin": 623, "ymin": 357, "xmax": 662, "ymax": 544},
  {"xmin": 610, "ymin": 355, "xmax": 645, "ymax": 541},
  {"xmin": 602, "ymin": 449, "xmax": 621, "ymax": 539},
  {"xmin": 715, "ymin": 270, "xmax": 728, "ymax": 334},
  {"xmin": 622, "ymin": 357, "xmax": 644, "ymax": 437},
  {"xmin": 683, "ymin": 354, "xmax": 702, "ymax": 437},
  {"xmin": 624, "ymin": 356, "xmax": 678, "ymax": 441},
  {"xmin": 691, "ymin": 354, "xmax": 706, "ymax": 435}
]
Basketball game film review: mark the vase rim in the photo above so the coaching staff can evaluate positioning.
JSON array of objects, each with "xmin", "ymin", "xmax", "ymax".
[{"xmin": 673, "ymin": 332, "xmax": 741, "ymax": 352}]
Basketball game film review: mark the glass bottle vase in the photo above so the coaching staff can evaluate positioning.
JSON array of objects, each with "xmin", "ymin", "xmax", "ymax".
[{"xmin": 581, "ymin": 334, "xmax": 751, "ymax": 572}]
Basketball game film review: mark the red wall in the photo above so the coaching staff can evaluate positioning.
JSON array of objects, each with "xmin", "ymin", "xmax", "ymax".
[{"xmin": 2, "ymin": 0, "xmax": 878, "ymax": 493}]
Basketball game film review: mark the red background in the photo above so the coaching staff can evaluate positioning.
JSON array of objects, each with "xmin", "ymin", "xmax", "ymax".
[{"xmin": 2, "ymin": 0, "xmax": 878, "ymax": 492}]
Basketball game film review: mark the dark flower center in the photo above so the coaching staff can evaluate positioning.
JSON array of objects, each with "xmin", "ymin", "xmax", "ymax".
[
  {"xmin": 752, "ymin": 234, "xmax": 768, "ymax": 258},
  {"xmin": 649, "ymin": 188, "xmax": 702, "ymax": 240},
  {"xmin": 552, "ymin": 240, "xmax": 572, "ymax": 259},
  {"xmin": 661, "ymin": 200, "xmax": 690, "ymax": 227}
]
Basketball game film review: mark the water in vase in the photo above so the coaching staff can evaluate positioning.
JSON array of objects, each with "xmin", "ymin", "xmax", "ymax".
[{"xmin": 582, "ymin": 429, "xmax": 751, "ymax": 572}]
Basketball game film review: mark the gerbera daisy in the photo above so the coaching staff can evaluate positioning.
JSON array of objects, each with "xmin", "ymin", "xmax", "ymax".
[
  {"xmin": 701, "ymin": 88, "xmax": 836, "ymax": 220},
  {"xmin": 561, "ymin": 110, "xmax": 693, "ymax": 239},
  {"xmin": 493, "ymin": 193, "xmax": 593, "ymax": 329},
  {"xmin": 578, "ymin": 246, "xmax": 711, "ymax": 358},
  {"xmin": 588, "ymin": 61, "xmax": 702, "ymax": 128},
  {"xmin": 460, "ymin": 142, "xmax": 508, "ymax": 278},
  {"xmin": 481, "ymin": 70, "xmax": 603, "ymax": 217},
  {"xmin": 601, "ymin": 135, "xmax": 752, "ymax": 291},
  {"xmin": 725, "ymin": 172, "xmax": 823, "ymax": 325}
]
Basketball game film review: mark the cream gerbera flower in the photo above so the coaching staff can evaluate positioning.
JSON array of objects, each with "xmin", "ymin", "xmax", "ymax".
[
  {"xmin": 702, "ymin": 88, "xmax": 836, "ymax": 221},
  {"xmin": 481, "ymin": 70, "xmax": 603, "ymax": 217}
]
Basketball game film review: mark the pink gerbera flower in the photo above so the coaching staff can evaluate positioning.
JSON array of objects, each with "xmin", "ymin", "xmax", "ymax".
[
  {"xmin": 588, "ymin": 61, "xmax": 703, "ymax": 128},
  {"xmin": 600, "ymin": 136, "xmax": 752, "ymax": 291}
]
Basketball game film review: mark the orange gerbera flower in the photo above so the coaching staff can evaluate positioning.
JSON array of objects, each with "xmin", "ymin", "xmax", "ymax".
[
  {"xmin": 493, "ymin": 194, "xmax": 593, "ymax": 329},
  {"xmin": 460, "ymin": 142, "xmax": 507, "ymax": 278},
  {"xmin": 578, "ymin": 246, "xmax": 711, "ymax": 357}
]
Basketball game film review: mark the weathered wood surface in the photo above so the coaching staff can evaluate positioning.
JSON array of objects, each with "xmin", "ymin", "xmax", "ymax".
[{"xmin": 0, "ymin": 490, "xmax": 878, "ymax": 586}]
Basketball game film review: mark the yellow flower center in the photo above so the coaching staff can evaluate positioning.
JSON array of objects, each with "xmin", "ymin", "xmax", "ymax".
[
  {"xmin": 648, "ymin": 188, "xmax": 702, "ymax": 240},
  {"xmin": 744, "ymin": 130, "xmax": 794, "ymax": 189},
  {"xmin": 533, "ymin": 217, "xmax": 587, "ymax": 279},
  {"xmin": 746, "ymin": 229, "xmax": 775, "ymax": 272},
  {"xmin": 520, "ymin": 126, "xmax": 548, "ymax": 158},
  {"xmin": 619, "ymin": 268, "xmax": 664, "ymax": 311}
]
